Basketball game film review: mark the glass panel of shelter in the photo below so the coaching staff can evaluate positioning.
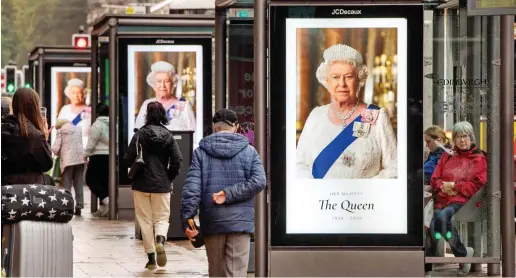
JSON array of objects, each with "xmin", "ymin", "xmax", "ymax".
[{"xmin": 424, "ymin": 4, "xmax": 501, "ymax": 273}]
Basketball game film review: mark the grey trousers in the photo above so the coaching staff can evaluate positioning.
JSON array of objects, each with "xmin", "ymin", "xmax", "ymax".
[
  {"xmin": 61, "ymin": 164, "xmax": 85, "ymax": 209},
  {"xmin": 204, "ymin": 233, "xmax": 251, "ymax": 277}
]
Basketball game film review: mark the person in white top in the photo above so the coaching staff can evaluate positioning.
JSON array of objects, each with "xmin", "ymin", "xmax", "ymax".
[
  {"xmin": 296, "ymin": 44, "xmax": 397, "ymax": 179},
  {"xmin": 85, "ymin": 103, "xmax": 110, "ymax": 217},
  {"xmin": 134, "ymin": 61, "xmax": 196, "ymax": 132},
  {"xmin": 57, "ymin": 78, "xmax": 91, "ymax": 148}
]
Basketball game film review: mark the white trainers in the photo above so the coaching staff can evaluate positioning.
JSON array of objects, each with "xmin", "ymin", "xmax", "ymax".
[
  {"xmin": 457, "ymin": 247, "xmax": 474, "ymax": 276},
  {"xmin": 92, "ymin": 205, "xmax": 109, "ymax": 217}
]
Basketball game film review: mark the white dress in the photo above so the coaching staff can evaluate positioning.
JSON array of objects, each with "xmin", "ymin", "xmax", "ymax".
[
  {"xmin": 296, "ymin": 104, "xmax": 397, "ymax": 179},
  {"xmin": 135, "ymin": 98, "xmax": 196, "ymax": 132},
  {"xmin": 57, "ymin": 105, "xmax": 91, "ymax": 149}
]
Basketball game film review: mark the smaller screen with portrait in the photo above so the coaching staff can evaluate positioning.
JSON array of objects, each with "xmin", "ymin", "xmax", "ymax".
[
  {"xmin": 50, "ymin": 67, "xmax": 92, "ymax": 148},
  {"xmin": 286, "ymin": 18, "xmax": 408, "ymax": 234},
  {"xmin": 127, "ymin": 45, "xmax": 203, "ymax": 146}
]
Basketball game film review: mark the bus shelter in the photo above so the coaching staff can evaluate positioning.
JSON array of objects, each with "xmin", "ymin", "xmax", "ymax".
[
  {"xmin": 425, "ymin": 1, "xmax": 514, "ymax": 276},
  {"xmin": 255, "ymin": 0, "xmax": 514, "ymax": 276},
  {"xmin": 89, "ymin": 14, "xmax": 215, "ymax": 240}
]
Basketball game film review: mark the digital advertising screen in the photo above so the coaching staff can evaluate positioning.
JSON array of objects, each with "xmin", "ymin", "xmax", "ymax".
[
  {"xmin": 269, "ymin": 4, "xmax": 424, "ymax": 247},
  {"xmin": 118, "ymin": 37, "xmax": 213, "ymax": 185},
  {"xmin": 126, "ymin": 44, "xmax": 204, "ymax": 145},
  {"xmin": 49, "ymin": 66, "xmax": 92, "ymax": 148}
]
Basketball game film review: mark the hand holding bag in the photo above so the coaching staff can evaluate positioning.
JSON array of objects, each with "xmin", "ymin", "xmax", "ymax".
[
  {"xmin": 128, "ymin": 134, "xmax": 145, "ymax": 179},
  {"xmin": 188, "ymin": 218, "xmax": 204, "ymax": 248}
]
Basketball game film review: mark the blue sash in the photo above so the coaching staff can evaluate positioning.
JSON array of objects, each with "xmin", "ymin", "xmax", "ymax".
[
  {"xmin": 71, "ymin": 110, "xmax": 84, "ymax": 126},
  {"xmin": 311, "ymin": 104, "xmax": 380, "ymax": 179}
]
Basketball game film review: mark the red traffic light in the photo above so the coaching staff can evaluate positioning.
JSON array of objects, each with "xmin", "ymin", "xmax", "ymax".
[
  {"xmin": 76, "ymin": 38, "xmax": 88, "ymax": 48},
  {"xmin": 72, "ymin": 34, "xmax": 90, "ymax": 48}
]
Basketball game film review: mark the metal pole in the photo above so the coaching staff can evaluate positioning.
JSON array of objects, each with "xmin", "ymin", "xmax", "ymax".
[
  {"xmin": 90, "ymin": 35, "xmax": 99, "ymax": 213},
  {"xmin": 466, "ymin": 16, "xmax": 481, "ymax": 147},
  {"xmin": 108, "ymin": 19, "xmax": 118, "ymax": 220},
  {"xmin": 254, "ymin": 0, "xmax": 267, "ymax": 276},
  {"xmin": 37, "ymin": 53, "xmax": 44, "ymax": 103},
  {"xmin": 432, "ymin": 10, "xmax": 445, "ymax": 126},
  {"xmin": 486, "ymin": 15, "xmax": 501, "ymax": 277},
  {"xmin": 500, "ymin": 14, "xmax": 515, "ymax": 278},
  {"xmin": 214, "ymin": 7, "xmax": 227, "ymax": 111}
]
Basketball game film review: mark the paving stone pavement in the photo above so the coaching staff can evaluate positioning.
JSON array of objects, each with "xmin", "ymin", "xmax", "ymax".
[
  {"xmin": 70, "ymin": 188, "xmax": 511, "ymax": 277},
  {"xmin": 71, "ymin": 188, "xmax": 211, "ymax": 277}
]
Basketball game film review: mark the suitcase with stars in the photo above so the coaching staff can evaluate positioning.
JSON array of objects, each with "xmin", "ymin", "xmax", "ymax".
[
  {"xmin": 1, "ymin": 184, "xmax": 75, "ymax": 223},
  {"xmin": 1, "ymin": 221, "xmax": 73, "ymax": 277}
]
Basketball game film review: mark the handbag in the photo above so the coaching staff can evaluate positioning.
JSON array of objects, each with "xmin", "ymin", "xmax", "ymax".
[
  {"xmin": 187, "ymin": 218, "xmax": 204, "ymax": 248},
  {"xmin": 128, "ymin": 134, "xmax": 145, "ymax": 179}
]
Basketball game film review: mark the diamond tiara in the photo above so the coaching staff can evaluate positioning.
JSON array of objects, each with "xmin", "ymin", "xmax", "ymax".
[{"xmin": 323, "ymin": 44, "xmax": 364, "ymax": 65}]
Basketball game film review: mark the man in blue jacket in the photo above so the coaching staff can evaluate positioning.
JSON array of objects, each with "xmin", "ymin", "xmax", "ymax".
[{"xmin": 180, "ymin": 108, "xmax": 266, "ymax": 277}]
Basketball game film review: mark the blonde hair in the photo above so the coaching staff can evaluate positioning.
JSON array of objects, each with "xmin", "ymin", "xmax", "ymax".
[
  {"xmin": 55, "ymin": 119, "xmax": 70, "ymax": 129},
  {"xmin": 424, "ymin": 125, "xmax": 449, "ymax": 144}
]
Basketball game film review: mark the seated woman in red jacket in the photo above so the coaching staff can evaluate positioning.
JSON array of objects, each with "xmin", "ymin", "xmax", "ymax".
[{"xmin": 428, "ymin": 121, "xmax": 487, "ymax": 276}]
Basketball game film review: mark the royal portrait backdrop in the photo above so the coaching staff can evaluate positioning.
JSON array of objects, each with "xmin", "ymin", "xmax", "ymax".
[
  {"xmin": 126, "ymin": 45, "xmax": 204, "ymax": 143},
  {"xmin": 295, "ymin": 27, "xmax": 399, "ymax": 142},
  {"xmin": 285, "ymin": 18, "xmax": 408, "ymax": 234},
  {"xmin": 50, "ymin": 66, "xmax": 92, "ymax": 145}
]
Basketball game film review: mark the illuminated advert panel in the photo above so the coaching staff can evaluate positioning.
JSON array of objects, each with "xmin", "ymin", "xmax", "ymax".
[
  {"xmin": 118, "ymin": 37, "xmax": 213, "ymax": 185},
  {"xmin": 269, "ymin": 4, "xmax": 424, "ymax": 247},
  {"xmin": 50, "ymin": 66, "xmax": 92, "ymax": 148}
]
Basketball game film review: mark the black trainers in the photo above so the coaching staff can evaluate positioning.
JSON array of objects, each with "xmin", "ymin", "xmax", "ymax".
[
  {"xmin": 155, "ymin": 235, "xmax": 167, "ymax": 267},
  {"xmin": 145, "ymin": 253, "xmax": 157, "ymax": 270},
  {"xmin": 74, "ymin": 208, "xmax": 81, "ymax": 216}
]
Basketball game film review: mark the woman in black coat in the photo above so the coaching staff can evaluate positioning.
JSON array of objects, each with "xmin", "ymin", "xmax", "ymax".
[
  {"xmin": 2, "ymin": 88, "xmax": 53, "ymax": 185},
  {"xmin": 124, "ymin": 101, "xmax": 182, "ymax": 270}
]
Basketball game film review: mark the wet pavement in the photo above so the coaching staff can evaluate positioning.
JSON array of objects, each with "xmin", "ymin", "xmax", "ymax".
[
  {"xmin": 72, "ymin": 188, "xmax": 210, "ymax": 277},
  {"xmin": 71, "ymin": 188, "xmax": 510, "ymax": 277}
]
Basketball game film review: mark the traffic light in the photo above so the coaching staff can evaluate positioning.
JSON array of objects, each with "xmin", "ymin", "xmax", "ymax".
[
  {"xmin": 1, "ymin": 69, "xmax": 4, "ymax": 92},
  {"xmin": 4, "ymin": 66, "xmax": 16, "ymax": 93},
  {"xmin": 72, "ymin": 34, "xmax": 90, "ymax": 48},
  {"xmin": 22, "ymin": 65, "xmax": 31, "ymax": 88}
]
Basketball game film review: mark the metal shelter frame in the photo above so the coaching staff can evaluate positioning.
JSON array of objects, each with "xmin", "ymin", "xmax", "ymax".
[
  {"xmin": 213, "ymin": 0, "xmax": 263, "ymax": 275},
  {"xmin": 28, "ymin": 45, "xmax": 91, "ymax": 107}
]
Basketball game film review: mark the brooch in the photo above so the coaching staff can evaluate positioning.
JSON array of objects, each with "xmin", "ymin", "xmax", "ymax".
[
  {"xmin": 342, "ymin": 152, "xmax": 356, "ymax": 167},
  {"xmin": 352, "ymin": 122, "xmax": 371, "ymax": 138},
  {"xmin": 360, "ymin": 109, "xmax": 379, "ymax": 125}
]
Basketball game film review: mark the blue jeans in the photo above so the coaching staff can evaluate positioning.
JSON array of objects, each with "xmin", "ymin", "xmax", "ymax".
[{"xmin": 428, "ymin": 203, "xmax": 467, "ymax": 258}]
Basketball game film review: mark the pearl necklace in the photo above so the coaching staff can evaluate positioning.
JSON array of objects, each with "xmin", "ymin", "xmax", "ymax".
[{"xmin": 331, "ymin": 101, "xmax": 359, "ymax": 128}]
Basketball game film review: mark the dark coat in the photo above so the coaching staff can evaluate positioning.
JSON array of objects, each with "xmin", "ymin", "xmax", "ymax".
[
  {"xmin": 124, "ymin": 124, "xmax": 183, "ymax": 193},
  {"xmin": 424, "ymin": 145, "xmax": 449, "ymax": 184},
  {"xmin": 180, "ymin": 132, "xmax": 266, "ymax": 236},
  {"xmin": 1, "ymin": 115, "xmax": 53, "ymax": 185}
]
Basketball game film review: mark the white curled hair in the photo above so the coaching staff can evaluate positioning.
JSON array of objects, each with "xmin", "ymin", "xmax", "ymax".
[
  {"xmin": 315, "ymin": 44, "xmax": 369, "ymax": 90},
  {"xmin": 145, "ymin": 61, "xmax": 179, "ymax": 89},
  {"xmin": 64, "ymin": 78, "xmax": 84, "ymax": 98}
]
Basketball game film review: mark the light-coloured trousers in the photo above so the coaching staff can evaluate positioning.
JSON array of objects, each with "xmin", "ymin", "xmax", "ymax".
[
  {"xmin": 61, "ymin": 164, "xmax": 85, "ymax": 209},
  {"xmin": 204, "ymin": 233, "xmax": 251, "ymax": 277},
  {"xmin": 133, "ymin": 190, "xmax": 170, "ymax": 254}
]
